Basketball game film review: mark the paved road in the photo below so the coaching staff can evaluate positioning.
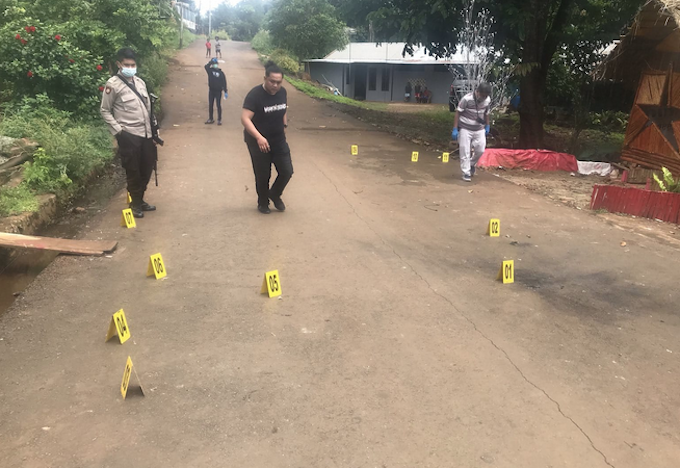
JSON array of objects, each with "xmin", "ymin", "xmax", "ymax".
[{"xmin": 1, "ymin": 41, "xmax": 680, "ymax": 468}]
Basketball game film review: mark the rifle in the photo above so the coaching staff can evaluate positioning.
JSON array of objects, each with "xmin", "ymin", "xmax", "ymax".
[{"xmin": 149, "ymin": 93, "xmax": 163, "ymax": 187}]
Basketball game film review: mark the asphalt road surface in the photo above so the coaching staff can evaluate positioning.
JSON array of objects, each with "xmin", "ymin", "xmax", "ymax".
[{"xmin": 1, "ymin": 41, "xmax": 679, "ymax": 468}]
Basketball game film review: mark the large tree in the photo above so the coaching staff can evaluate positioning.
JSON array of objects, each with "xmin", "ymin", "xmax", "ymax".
[
  {"xmin": 364, "ymin": 0, "xmax": 641, "ymax": 148},
  {"xmin": 267, "ymin": 0, "xmax": 348, "ymax": 60}
]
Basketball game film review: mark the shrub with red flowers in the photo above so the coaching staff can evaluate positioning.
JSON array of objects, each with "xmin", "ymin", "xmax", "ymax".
[{"xmin": 1, "ymin": 20, "xmax": 107, "ymax": 114}]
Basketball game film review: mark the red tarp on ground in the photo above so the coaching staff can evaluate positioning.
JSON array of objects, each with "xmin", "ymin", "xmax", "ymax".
[{"xmin": 477, "ymin": 149, "xmax": 579, "ymax": 172}]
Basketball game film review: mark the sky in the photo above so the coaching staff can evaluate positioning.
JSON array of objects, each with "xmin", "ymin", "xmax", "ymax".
[{"xmin": 199, "ymin": 0, "xmax": 240, "ymax": 12}]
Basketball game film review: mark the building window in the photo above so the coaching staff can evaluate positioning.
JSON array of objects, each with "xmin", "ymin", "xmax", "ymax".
[
  {"xmin": 381, "ymin": 67, "xmax": 390, "ymax": 91},
  {"xmin": 368, "ymin": 67, "xmax": 377, "ymax": 91}
]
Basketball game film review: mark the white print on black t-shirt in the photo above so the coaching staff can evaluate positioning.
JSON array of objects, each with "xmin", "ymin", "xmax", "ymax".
[{"xmin": 264, "ymin": 103, "xmax": 287, "ymax": 113}]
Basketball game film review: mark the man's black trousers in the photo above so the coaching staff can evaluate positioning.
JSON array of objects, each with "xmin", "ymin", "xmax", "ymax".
[
  {"xmin": 209, "ymin": 88, "xmax": 222, "ymax": 121},
  {"xmin": 247, "ymin": 142, "xmax": 294, "ymax": 208},
  {"xmin": 117, "ymin": 131, "xmax": 156, "ymax": 205}
]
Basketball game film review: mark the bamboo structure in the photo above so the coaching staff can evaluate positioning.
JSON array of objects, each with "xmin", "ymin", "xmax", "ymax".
[{"xmin": 598, "ymin": 0, "xmax": 680, "ymax": 175}]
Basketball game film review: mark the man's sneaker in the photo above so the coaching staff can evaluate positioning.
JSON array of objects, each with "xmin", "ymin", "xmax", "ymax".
[
  {"xmin": 462, "ymin": 174, "xmax": 472, "ymax": 182},
  {"xmin": 258, "ymin": 205, "xmax": 271, "ymax": 214},
  {"xmin": 271, "ymin": 197, "xmax": 286, "ymax": 212},
  {"xmin": 140, "ymin": 201, "xmax": 156, "ymax": 211},
  {"xmin": 217, "ymin": 120, "xmax": 222, "ymax": 126},
  {"xmin": 130, "ymin": 206, "xmax": 144, "ymax": 218},
  {"xmin": 205, "ymin": 119, "xmax": 215, "ymax": 125}
]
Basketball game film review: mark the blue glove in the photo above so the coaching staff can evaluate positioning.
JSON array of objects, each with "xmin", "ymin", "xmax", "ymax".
[
  {"xmin": 485, "ymin": 124, "xmax": 491, "ymax": 135},
  {"xmin": 452, "ymin": 128, "xmax": 459, "ymax": 141},
  {"xmin": 224, "ymin": 92, "xmax": 228, "ymax": 100}
]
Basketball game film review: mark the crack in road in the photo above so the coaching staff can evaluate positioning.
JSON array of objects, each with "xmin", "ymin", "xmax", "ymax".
[{"xmin": 313, "ymin": 162, "xmax": 616, "ymax": 468}]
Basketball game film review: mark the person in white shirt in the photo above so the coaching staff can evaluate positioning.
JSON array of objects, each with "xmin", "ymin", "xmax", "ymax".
[{"xmin": 451, "ymin": 82, "xmax": 491, "ymax": 182}]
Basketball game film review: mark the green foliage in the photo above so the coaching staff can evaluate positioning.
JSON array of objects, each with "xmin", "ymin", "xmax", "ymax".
[
  {"xmin": 0, "ymin": 185, "xmax": 39, "ymax": 217},
  {"xmin": 0, "ymin": 95, "xmax": 114, "ymax": 193},
  {"xmin": 589, "ymin": 111, "xmax": 628, "ymax": 134},
  {"xmin": 654, "ymin": 168, "xmax": 680, "ymax": 193},
  {"xmin": 0, "ymin": 0, "xmax": 186, "ymax": 112},
  {"xmin": 210, "ymin": 29, "xmax": 230, "ymax": 41},
  {"xmin": 267, "ymin": 0, "xmax": 348, "ymax": 59},
  {"xmin": 269, "ymin": 49, "xmax": 301, "ymax": 75},
  {"xmin": 209, "ymin": 0, "xmax": 268, "ymax": 41},
  {"xmin": 285, "ymin": 76, "xmax": 388, "ymax": 111},
  {"xmin": 251, "ymin": 30, "xmax": 275, "ymax": 55},
  {"xmin": 0, "ymin": 18, "xmax": 107, "ymax": 114}
]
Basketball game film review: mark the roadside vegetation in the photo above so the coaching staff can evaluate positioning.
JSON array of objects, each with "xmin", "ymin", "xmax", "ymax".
[{"xmin": 0, "ymin": 0, "xmax": 197, "ymax": 218}]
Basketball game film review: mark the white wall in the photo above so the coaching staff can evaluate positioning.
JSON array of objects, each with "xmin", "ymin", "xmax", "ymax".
[
  {"xmin": 365, "ymin": 66, "xmax": 393, "ymax": 102},
  {"xmin": 309, "ymin": 63, "xmax": 454, "ymax": 105},
  {"xmin": 392, "ymin": 65, "xmax": 453, "ymax": 105},
  {"xmin": 308, "ymin": 63, "xmax": 348, "ymax": 96}
]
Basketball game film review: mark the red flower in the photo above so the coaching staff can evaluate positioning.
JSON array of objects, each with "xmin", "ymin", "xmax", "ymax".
[
  {"xmin": 54, "ymin": 34, "xmax": 62, "ymax": 41},
  {"xmin": 96, "ymin": 64, "xmax": 103, "ymax": 71},
  {"xmin": 20, "ymin": 39, "xmax": 27, "ymax": 45},
  {"xmin": 30, "ymin": 26, "xmax": 36, "ymax": 33},
  {"xmin": 24, "ymin": 26, "xmax": 30, "ymax": 32},
  {"xmin": 15, "ymin": 34, "xmax": 21, "ymax": 40},
  {"xmin": 99, "ymin": 86, "xmax": 105, "ymax": 92},
  {"xmin": 27, "ymin": 71, "xmax": 33, "ymax": 78},
  {"xmin": 69, "ymin": 58, "xmax": 75, "ymax": 63}
]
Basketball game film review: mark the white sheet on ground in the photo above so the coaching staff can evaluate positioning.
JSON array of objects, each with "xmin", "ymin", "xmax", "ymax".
[{"xmin": 577, "ymin": 161, "xmax": 613, "ymax": 176}]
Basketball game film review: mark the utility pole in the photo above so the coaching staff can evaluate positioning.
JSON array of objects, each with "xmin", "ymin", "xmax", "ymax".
[{"xmin": 173, "ymin": 2, "xmax": 191, "ymax": 49}]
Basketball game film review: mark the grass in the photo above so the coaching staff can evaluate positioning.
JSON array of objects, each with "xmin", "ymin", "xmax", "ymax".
[
  {"xmin": 285, "ymin": 76, "xmax": 389, "ymax": 111},
  {"xmin": 0, "ymin": 185, "xmax": 39, "ymax": 217}
]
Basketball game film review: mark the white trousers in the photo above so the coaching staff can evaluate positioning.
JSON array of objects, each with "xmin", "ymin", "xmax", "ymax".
[{"xmin": 459, "ymin": 128, "xmax": 487, "ymax": 176}]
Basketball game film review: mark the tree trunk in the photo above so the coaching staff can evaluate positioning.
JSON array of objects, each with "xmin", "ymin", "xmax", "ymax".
[
  {"xmin": 519, "ymin": 70, "xmax": 547, "ymax": 148},
  {"xmin": 518, "ymin": 0, "xmax": 575, "ymax": 149},
  {"xmin": 518, "ymin": 1, "xmax": 547, "ymax": 148}
]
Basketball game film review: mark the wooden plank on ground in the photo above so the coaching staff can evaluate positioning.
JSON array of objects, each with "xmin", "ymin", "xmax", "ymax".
[{"xmin": 0, "ymin": 233, "xmax": 117, "ymax": 256}]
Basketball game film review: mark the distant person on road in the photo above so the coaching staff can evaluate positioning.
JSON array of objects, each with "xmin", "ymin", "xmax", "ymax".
[
  {"xmin": 241, "ymin": 61, "xmax": 293, "ymax": 214},
  {"xmin": 451, "ymin": 82, "xmax": 491, "ymax": 182},
  {"xmin": 205, "ymin": 58, "xmax": 228, "ymax": 125},
  {"xmin": 100, "ymin": 48, "xmax": 158, "ymax": 218},
  {"xmin": 205, "ymin": 38, "xmax": 212, "ymax": 58},
  {"xmin": 215, "ymin": 37, "xmax": 222, "ymax": 59}
]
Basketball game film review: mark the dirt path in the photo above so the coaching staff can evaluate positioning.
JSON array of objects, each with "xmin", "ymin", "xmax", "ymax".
[{"xmin": 1, "ymin": 41, "xmax": 679, "ymax": 468}]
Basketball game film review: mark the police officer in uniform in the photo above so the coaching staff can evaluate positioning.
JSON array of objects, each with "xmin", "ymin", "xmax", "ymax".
[{"xmin": 100, "ymin": 48, "xmax": 158, "ymax": 218}]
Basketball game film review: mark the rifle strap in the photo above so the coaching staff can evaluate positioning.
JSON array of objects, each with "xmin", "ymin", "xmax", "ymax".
[{"xmin": 116, "ymin": 75, "xmax": 152, "ymax": 122}]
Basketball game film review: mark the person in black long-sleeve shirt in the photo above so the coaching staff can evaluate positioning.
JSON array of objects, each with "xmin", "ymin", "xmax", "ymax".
[{"xmin": 205, "ymin": 58, "xmax": 228, "ymax": 125}]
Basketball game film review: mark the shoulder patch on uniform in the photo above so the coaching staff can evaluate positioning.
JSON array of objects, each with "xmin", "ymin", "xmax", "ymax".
[{"xmin": 105, "ymin": 86, "xmax": 112, "ymax": 94}]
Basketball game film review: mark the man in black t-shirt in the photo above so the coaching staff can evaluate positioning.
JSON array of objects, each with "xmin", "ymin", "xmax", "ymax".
[{"xmin": 241, "ymin": 61, "xmax": 293, "ymax": 214}]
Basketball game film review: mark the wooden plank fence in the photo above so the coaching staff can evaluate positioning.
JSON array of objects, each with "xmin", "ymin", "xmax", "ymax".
[{"xmin": 591, "ymin": 185, "xmax": 680, "ymax": 224}]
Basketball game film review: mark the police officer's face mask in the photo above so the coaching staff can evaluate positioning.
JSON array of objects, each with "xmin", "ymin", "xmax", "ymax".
[{"xmin": 121, "ymin": 67, "xmax": 137, "ymax": 78}]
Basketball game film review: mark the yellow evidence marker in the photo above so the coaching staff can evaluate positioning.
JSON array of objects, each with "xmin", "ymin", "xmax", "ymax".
[
  {"xmin": 146, "ymin": 253, "xmax": 167, "ymax": 279},
  {"xmin": 127, "ymin": 192, "xmax": 132, "ymax": 204},
  {"xmin": 497, "ymin": 260, "xmax": 515, "ymax": 284},
  {"xmin": 121, "ymin": 209, "xmax": 136, "ymax": 229},
  {"xmin": 105, "ymin": 309, "xmax": 131, "ymax": 344},
  {"xmin": 411, "ymin": 151, "xmax": 419, "ymax": 162},
  {"xmin": 442, "ymin": 152, "xmax": 450, "ymax": 163},
  {"xmin": 261, "ymin": 270, "xmax": 282, "ymax": 298},
  {"xmin": 351, "ymin": 145, "xmax": 359, "ymax": 156},
  {"xmin": 488, "ymin": 219, "xmax": 501, "ymax": 237},
  {"xmin": 120, "ymin": 356, "xmax": 145, "ymax": 400}
]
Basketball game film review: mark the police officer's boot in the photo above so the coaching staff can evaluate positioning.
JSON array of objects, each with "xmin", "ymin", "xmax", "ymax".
[
  {"xmin": 129, "ymin": 196, "xmax": 144, "ymax": 219},
  {"xmin": 129, "ymin": 204, "xmax": 144, "ymax": 218},
  {"xmin": 140, "ymin": 201, "xmax": 156, "ymax": 211}
]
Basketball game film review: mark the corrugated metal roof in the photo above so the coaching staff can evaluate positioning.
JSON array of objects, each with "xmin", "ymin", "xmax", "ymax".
[{"xmin": 305, "ymin": 42, "xmax": 479, "ymax": 65}]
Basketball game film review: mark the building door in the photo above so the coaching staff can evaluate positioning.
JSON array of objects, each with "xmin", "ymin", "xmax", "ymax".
[{"xmin": 354, "ymin": 65, "xmax": 368, "ymax": 100}]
